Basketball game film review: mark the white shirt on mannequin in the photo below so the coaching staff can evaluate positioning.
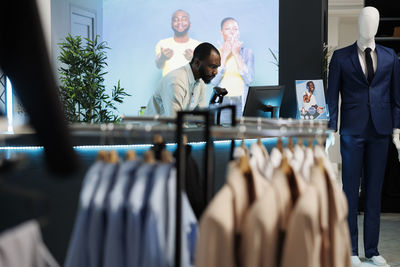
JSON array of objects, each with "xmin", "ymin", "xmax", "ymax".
[{"xmin": 357, "ymin": 7, "xmax": 400, "ymax": 148}]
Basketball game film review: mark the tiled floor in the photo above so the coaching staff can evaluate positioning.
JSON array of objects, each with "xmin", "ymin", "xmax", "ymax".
[{"xmin": 357, "ymin": 213, "xmax": 400, "ymax": 267}]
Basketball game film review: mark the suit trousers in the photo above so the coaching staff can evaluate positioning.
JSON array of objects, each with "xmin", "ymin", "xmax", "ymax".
[{"xmin": 340, "ymin": 117, "xmax": 390, "ymax": 258}]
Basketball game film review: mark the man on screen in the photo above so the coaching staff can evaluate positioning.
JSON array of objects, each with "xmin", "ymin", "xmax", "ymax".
[
  {"xmin": 145, "ymin": 42, "xmax": 221, "ymax": 117},
  {"xmin": 303, "ymin": 81, "xmax": 317, "ymax": 110},
  {"xmin": 155, "ymin": 9, "xmax": 201, "ymax": 76}
]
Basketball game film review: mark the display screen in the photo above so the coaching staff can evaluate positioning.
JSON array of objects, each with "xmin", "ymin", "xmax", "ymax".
[{"xmin": 103, "ymin": 0, "xmax": 279, "ymax": 115}]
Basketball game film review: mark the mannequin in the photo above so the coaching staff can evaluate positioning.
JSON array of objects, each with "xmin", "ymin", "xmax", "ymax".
[{"xmin": 327, "ymin": 6, "xmax": 400, "ymax": 267}]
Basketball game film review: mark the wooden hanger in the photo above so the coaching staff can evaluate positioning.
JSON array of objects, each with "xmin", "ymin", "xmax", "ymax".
[
  {"xmin": 143, "ymin": 149, "xmax": 156, "ymax": 163},
  {"xmin": 276, "ymin": 137, "xmax": 284, "ymax": 153},
  {"xmin": 161, "ymin": 149, "xmax": 174, "ymax": 163},
  {"xmin": 107, "ymin": 150, "xmax": 119, "ymax": 164},
  {"xmin": 288, "ymin": 137, "xmax": 294, "ymax": 152},
  {"xmin": 308, "ymin": 137, "xmax": 313, "ymax": 148},
  {"xmin": 125, "ymin": 150, "xmax": 137, "ymax": 161},
  {"xmin": 257, "ymin": 137, "xmax": 268, "ymax": 158},
  {"xmin": 97, "ymin": 150, "xmax": 108, "ymax": 161},
  {"xmin": 280, "ymin": 154, "xmax": 301, "ymax": 206}
]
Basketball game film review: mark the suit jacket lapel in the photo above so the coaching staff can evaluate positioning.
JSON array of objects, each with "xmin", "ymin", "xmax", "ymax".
[{"xmin": 350, "ymin": 42, "xmax": 369, "ymax": 85}]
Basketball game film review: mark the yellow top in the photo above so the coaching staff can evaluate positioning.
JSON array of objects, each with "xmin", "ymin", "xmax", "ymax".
[{"xmin": 219, "ymin": 55, "xmax": 244, "ymax": 97}]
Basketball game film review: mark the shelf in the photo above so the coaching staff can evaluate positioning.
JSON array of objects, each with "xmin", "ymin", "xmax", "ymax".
[
  {"xmin": 375, "ymin": 37, "xmax": 400, "ymax": 41},
  {"xmin": 380, "ymin": 17, "xmax": 400, "ymax": 22}
]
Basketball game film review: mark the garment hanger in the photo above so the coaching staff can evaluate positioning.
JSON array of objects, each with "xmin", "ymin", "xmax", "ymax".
[
  {"xmin": 256, "ymin": 137, "xmax": 269, "ymax": 158},
  {"xmin": 276, "ymin": 137, "xmax": 284, "ymax": 153},
  {"xmin": 230, "ymin": 139, "xmax": 256, "ymax": 203},
  {"xmin": 143, "ymin": 150, "xmax": 156, "ymax": 163},
  {"xmin": 97, "ymin": 150, "xmax": 108, "ymax": 161},
  {"xmin": 152, "ymin": 134, "xmax": 173, "ymax": 162},
  {"xmin": 297, "ymin": 137, "xmax": 304, "ymax": 147},
  {"xmin": 288, "ymin": 137, "xmax": 294, "ymax": 152},
  {"xmin": 307, "ymin": 137, "xmax": 314, "ymax": 148},
  {"xmin": 238, "ymin": 147, "xmax": 256, "ymax": 205},
  {"xmin": 280, "ymin": 143, "xmax": 301, "ymax": 206},
  {"xmin": 107, "ymin": 150, "xmax": 119, "ymax": 164},
  {"xmin": 125, "ymin": 150, "xmax": 137, "ymax": 161}
]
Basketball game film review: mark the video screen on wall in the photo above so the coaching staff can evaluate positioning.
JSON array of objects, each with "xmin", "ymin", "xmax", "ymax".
[{"xmin": 103, "ymin": 0, "xmax": 279, "ymax": 116}]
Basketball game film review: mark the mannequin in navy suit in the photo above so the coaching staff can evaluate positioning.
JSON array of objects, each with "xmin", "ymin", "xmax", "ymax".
[{"xmin": 327, "ymin": 7, "xmax": 400, "ymax": 267}]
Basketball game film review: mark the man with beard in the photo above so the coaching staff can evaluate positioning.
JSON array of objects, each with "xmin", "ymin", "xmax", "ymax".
[
  {"xmin": 155, "ymin": 9, "xmax": 201, "ymax": 76},
  {"xmin": 145, "ymin": 43, "xmax": 221, "ymax": 117}
]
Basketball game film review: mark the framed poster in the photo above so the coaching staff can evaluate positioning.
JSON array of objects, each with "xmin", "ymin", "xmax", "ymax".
[{"xmin": 295, "ymin": 79, "xmax": 329, "ymax": 120}]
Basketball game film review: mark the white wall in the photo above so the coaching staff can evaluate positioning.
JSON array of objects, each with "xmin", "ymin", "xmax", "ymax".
[
  {"xmin": 50, "ymin": 0, "xmax": 103, "ymax": 76},
  {"xmin": 36, "ymin": 0, "xmax": 52, "ymax": 54}
]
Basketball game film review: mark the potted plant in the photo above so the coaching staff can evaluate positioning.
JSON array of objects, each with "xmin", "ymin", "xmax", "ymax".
[{"xmin": 58, "ymin": 34, "xmax": 130, "ymax": 123}]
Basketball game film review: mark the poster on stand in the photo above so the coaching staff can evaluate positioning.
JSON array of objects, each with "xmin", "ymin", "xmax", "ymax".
[{"xmin": 295, "ymin": 79, "xmax": 329, "ymax": 120}]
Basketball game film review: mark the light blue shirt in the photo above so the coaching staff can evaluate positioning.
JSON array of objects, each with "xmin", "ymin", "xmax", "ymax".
[
  {"xmin": 65, "ymin": 161, "xmax": 104, "ymax": 267},
  {"xmin": 141, "ymin": 163, "xmax": 173, "ymax": 267},
  {"xmin": 88, "ymin": 163, "xmax": 119, "ymax": 267},
  {"xmin": 103, "ymin": 160, "xmax": 141, "ymax": 267},
  {"xmin": 166, "ymin": 168, "xmax": 198, "ymax": 267},
  {"xmin": 126, "ymin": 163, "xmax": 156, "ymax": 267}
]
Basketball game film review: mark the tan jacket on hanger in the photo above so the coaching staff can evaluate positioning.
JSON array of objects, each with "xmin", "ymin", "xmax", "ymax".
[
  {"xmin": 241, "ymin": 167, "xmax": 307, "ymax": 267},
  {"xmin": 195, "ymin": 162, "xmax": 269, "ymax": 267},
  {"xmin": 281, "ymin": 165, "xmax": 351, "ymax": 267}
]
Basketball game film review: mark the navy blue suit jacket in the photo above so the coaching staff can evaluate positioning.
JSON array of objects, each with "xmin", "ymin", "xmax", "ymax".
[{"xmin": 327, "ymin": 42, "xmax": 400, "ymax": 135}]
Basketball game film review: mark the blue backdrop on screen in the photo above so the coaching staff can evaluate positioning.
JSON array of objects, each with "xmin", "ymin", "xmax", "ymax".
[{"xmin": 103, "ymin": 0, "xmax": 279, "ymax": 116}]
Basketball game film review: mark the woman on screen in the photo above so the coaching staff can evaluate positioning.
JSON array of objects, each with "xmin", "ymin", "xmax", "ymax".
[{"xmin": 211, "ymin": 17, "xmax": 255, "ymax": 122}]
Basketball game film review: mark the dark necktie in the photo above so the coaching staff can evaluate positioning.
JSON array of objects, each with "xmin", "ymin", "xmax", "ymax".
[{"xmin": 365, "ymin": 47, "xmax": 374, "ymax": 84}]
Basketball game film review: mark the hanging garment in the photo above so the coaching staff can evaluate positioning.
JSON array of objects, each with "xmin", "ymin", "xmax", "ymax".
[
  {"xmin": 281, "ymin": 163, "xmax": 351, "ymax": 267},
  {"xmin": 181, "ymin": 145, "xmax": 205, "ymax": 220},
  {"xmin": 103, "ymin": 160, "xmax": 141, "ymax": 267},
  {"xmin": 241, "ymin": 166, "xmax": 307, "ymax": 267},
  {"xmin": 88, "ymin": 162, "xmax": 120, "ymax": 267},
  {"xmin": 126, "ymin": 163, "xmax": 157, "ymax": 267},
  {"xmin": 0, "ymin": 220, "xmax": 59, "ymax": 267},
  {"xmin": 65, "ymin": 161, "xmax": 105, "ymax": 267},
  {"xmin": 241, "ymin": 182, "xmax": 277, "ymax": 267},
  {"xmin": 195, "ymin": 161, "xmax": 269, "ymax": 267},
  {"xmin": 166, "ymin": 167, "xmax": 199, "ymax": 267},
  {"xmin": 249, "ymin": 142, "xmax": 270, "ymax": 180},
  {"xmin": 141, "ymin": 163, "xmax": 173, "ymax": 267}
]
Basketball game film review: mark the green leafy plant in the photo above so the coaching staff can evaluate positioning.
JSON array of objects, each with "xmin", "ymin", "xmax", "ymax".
[
  {"xmin": 268, "ymin": 48, "xmax": 279, "ymax": 68},
  {"xmin": 58, "ymin": 34, "xmax": 130, "ymax": 123},
  {"xmin": 322, "ymin": 42, "xmax": 336, "ymax": 89}
]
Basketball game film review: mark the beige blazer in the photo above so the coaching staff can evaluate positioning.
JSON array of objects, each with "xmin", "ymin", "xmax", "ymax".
[
  {"xmin": 195, "ymin": 161, "xmax": 269, "ymax": 267},
  {"xmin": 281, "ymin": 165, "xmax": 351, "ymax": 267},
  {"xmin": 241, "ymin": 167, "xmax": 307, "ymax": 267}
]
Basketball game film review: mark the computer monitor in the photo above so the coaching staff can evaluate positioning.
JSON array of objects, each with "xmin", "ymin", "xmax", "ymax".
[{"xmin": 243, "ymin": 85, "xmax": 285, "ymax": 118}]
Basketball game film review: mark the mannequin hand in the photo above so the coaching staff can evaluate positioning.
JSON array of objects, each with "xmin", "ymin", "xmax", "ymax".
[
  {"xmin": 325, "ymin": 132, "xmax": 335, "ymax": 153},
  {"xmin": 392, "ymin": 129, "xmax": 400, "ymax": 162}
]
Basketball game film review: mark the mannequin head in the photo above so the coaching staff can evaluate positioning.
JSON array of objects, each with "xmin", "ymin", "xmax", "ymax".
[{"xmin": 358, "ymin": 7, "xmax": 380, "ymax": 41}]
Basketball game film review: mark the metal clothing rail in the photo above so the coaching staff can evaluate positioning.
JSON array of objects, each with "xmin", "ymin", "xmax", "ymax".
[
  {"xmin": 210, "ymin": 124, "xmax": 332, "ymax": 139},
  {"xmin": 175, "ymin": 105, "xmax": 236, "ymax": 267}
]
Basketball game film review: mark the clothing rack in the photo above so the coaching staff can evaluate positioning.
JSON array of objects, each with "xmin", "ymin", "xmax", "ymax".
[
  {"xmin": 70, "ymin": 112, "xmax": 331, "ymax": 267},
  {"xmin": 175, "ymin": 104, "xmax": 236, "ymax": 267}
]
